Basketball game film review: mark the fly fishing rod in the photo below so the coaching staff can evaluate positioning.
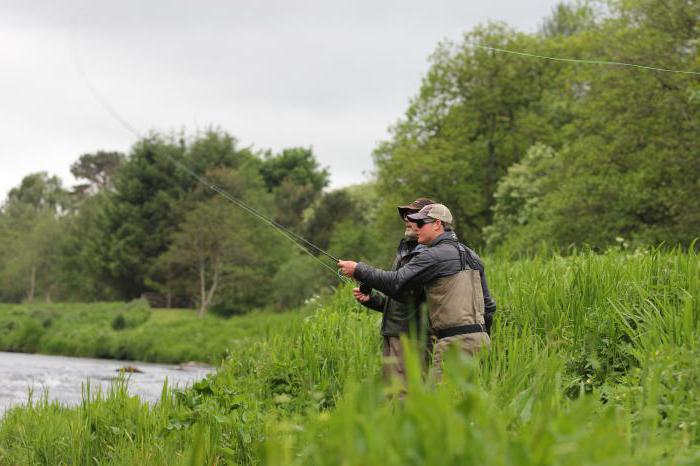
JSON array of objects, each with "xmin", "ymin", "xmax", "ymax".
[{"xmin": 73, "ymin": 56, "xmax": 351, "ymax": 285}]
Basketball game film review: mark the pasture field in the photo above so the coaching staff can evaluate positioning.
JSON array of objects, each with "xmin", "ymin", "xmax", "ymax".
[
  {"xmin": 0, "ymin": 301, "xmax": 312, "ymax": 364},
  {"xmin": 0, "ymin": 248, "xmax": 698, "ymax": 465}
]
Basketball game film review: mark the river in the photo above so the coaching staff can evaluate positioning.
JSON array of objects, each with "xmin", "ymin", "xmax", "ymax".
[{"xmin": 0, "ymin": 351, "xmax": 212, "ymax": 413}]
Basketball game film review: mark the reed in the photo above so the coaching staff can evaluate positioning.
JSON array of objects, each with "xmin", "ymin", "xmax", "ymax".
[{"xmin": 0, "ymin": 247, "xmax": 697, "ymax": 465}]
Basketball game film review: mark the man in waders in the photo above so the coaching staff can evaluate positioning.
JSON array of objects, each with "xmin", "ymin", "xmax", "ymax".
[
  {"xmin": 352, "ymin": 197, "xmax": 434, "ymax": 383},
  {"xmin": 338, "ymin": 203, "xmax": 496, "ymax": 379}
]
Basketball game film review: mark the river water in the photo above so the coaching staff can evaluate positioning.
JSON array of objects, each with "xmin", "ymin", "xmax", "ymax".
[{"xmin": 0, "ymin": 351, "xmax": 212, "ymax": 413}]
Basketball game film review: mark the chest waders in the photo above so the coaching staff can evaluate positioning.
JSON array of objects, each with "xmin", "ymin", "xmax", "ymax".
[{"xmin": 427, "ymin": 243, "xmax": 491, "ymax": 378}]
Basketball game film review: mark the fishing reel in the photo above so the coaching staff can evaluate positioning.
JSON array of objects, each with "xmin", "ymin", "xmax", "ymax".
[{"xmin": 359, "ymin": 283, "xmax": 372, "ymax": 295}]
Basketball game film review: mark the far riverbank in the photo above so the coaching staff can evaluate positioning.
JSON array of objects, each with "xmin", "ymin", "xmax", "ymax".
[{"xmin": 0, "ymin": 301, "xmax": 310, "ymax": 364}]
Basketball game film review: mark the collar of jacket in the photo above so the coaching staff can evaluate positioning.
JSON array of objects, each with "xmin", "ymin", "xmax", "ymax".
[{"xmin": 429, "ymin": 231, "xmax": 458, "ymax": 247}]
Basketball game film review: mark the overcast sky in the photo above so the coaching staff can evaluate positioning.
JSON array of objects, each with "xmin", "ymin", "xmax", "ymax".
[{"xmin": 1, "ymin": 0, "xmax": 561, "ymax": 200}]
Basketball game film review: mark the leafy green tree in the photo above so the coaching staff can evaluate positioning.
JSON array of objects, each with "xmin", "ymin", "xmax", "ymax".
[
  {"xmin": 540, "ymin": 1, "xmax": 599, "ymax": 37},
  {"xmin": 70, "ymin": 151, "xmax": 125, "ymax": 194},
  {"xmin": 5, "ymin": 172, "xmax": 70, "ymax": 213},
  {"xmin": 56, "ymin": 193, "xmax": 118, "ymax": 301},
  {"xmin": 0, "ymin": 213, "xmax": 64, "ymax": 303},
  {"xmin": 524, "ymin": 0, "xmax": 700, "ymax": 248},
  {"xmin": 374, "ymin": 0, "xmax": 698, "ymax": 251},
  {"xmin": 373, "ymin": 23, "xmax": 562, "ymax": 248},
  {"xmin": 149, "ymin": 157, "xmax": 288, "ymax": 314},
  {"xmin": 96, "ymin": 130, "xmax": 259, "ymax": 299},
  {"xmin": 0, "ymin": 173, "xmax": 70, "ymax": 302},
  {"xmin": 260, "ymin": 147, "xmax": 330, "ymax": 230},
  {"xmin": 96, "ymin": 136, "xmax": 190, "ymax": 298},
  {"xmin": 269, "ymin": 253, "xmax": 338, "ymax": 308},
  {"xmin": 484, "ymin": 144, "xmax": 561, "ymax": 250},
  {"xmin": 328, "ymin": 219, "xmax": 383, "ymax": 264},
  {"xmin": 155, "ymin": 199, "xmax": 238, "ymax": 316},
  {"xmin": 303, "ymin": 190, "xmax": 359, "ymax": 253},
  {"xmin": 260, "ymin": 147, "xmax": 329, "ymax": 192}
]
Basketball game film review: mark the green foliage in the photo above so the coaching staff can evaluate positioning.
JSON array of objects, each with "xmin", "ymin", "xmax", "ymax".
[
  {"xmin": 260, "ymin": 147, "xmax": 330, "ymax": 231},
  {"xmin": 374, "ymin": 0, "xmax": 699, "ymax": 251},
  {"xmin": 528, "ymin": 0, "xmax": 700, "ymax": 248},
  {"xmin": 0, "ymin": 207, "xmax": 67, "ymax": 302},
  {"xmin": 0, "ymin": 129, "xmax": 337, "ymax": 309},
  {"xmin": 328, "ymin": 219, "xmax": 383, "ymax": 262},
  {"xmin": 1, "ymin": 249, "xmax": 700, "ymax": 464},
  {"xmin": 373, "ymin": 23, "xmax": 558, "ymax": 249},
  {"xmin": 70, "ymin": 151, "xmax": 125, "ymax": 194},
  {"xmin": 0, "ymin": 173, "xmax": 73, "ymax": 302},
  {"xmin": 96, "ymin": 136, "xmax": 191, "ymax": 298},
  {"xmin": 4, "ymin": 172, "xmax": 70, "ymax": 213},
  {"xmin": 54, "ymin": 193, "xmax": 118, "ymax": 301},
  {"xmin": 0, "ymin": 301, "xmax": 310, "ymax": 364},
  {"xmin": 259, "ymin": 147, "xmax": 329, "ymax": 194},
  {"xmin": 485, "ymin": 143, "xmax": 561, "ymax": 249},
  {"xmin": 0, "ymin": 290, "xmax": 378, "ymax": 464},
  {"xmin": 0, "ymin": 1, "xmax": 698, "ymax": 463},
  {"xmin": 1, "ymin": 0, "xmax": 697, "ymax": 313},
  {"xmin": 269, "ymin": 253, "xmax": 337, "ymax": 308},
  {"xmin": 539, "ymin": 0, "xmax": 599, "ymax": 37},
  {"xmin": 303, "ymin": 189, "xmax": 359, "ymax": 252}
]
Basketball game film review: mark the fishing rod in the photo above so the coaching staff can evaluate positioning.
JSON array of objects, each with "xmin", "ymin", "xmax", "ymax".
[{"xmin": 72, "ymin": 55, "xmax": 351, "ymax": 284}]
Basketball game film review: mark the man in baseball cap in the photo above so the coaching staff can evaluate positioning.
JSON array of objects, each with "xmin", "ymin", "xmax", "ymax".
[
  {"xmin": 406, "ymin": 204, "xmax": 496, "ymax": 334},
  {"xmin": 353, "ymin": 197, "xmax": 433, "ymax": 385},
  {"xmin": 405, "ymin": 203, "xmax": 453, "ymax": 245},
  {"xmin": 339, "ymin": 202, "xmax": 496, "ymax": 379}
]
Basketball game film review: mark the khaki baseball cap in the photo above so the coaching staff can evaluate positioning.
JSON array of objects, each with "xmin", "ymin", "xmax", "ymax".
[
  {"xmin": 397, "ymin": 197, "xmax": 435, "ymax": 219},
  {"xmin": 407, "ymin": 203, "xmax": 453, "ymax": 225}
]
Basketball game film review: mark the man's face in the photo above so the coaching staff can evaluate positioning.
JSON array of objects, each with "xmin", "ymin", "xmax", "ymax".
[
  {"xmin": 403, "ymin": 212, "xmax": 418, "ymax": 239},
  {"xmin": 413, "ymin": 218, "xmax": 441, "ymax": 244}
]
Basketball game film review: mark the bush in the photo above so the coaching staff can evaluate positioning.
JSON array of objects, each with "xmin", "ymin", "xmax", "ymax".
[
  {"xmin": 111, "ymin": 314, "xmax": 127, "ymax": 331},
  {"xmin": 12, "ymin": 318, "xmax": 44, "ymax": 353},
  {"xmin": 120, "ymin": 299, "xmax": 152, "ymax": 328}
]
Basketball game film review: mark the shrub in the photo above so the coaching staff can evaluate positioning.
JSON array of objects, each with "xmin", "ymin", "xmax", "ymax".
[{"xmin": 111, "ymin": 314, "xmax": 127, "ymax": 331}]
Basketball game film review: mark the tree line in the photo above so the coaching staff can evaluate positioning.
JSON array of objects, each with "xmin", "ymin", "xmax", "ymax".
[
  {"xmin": 0, "ymin": 134, "xmax": 379, "ymax": 311},
  {"xmin": 0, "ymin": 0, "xmax": 697, "ymax": 311},
  {"xmin": 373, "ymin": 0, "xmax": 698, "ymax": 253}
]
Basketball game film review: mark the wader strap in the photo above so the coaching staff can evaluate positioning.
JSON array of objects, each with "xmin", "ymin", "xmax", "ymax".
[{"xmin": 436, "ymin": 324, "xmax": 486, "ymax": 339}]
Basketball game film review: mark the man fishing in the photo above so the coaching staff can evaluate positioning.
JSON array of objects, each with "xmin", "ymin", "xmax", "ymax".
[
  {"xmin": 352, "ymin": 198, "xmax": 433, "ymax": 383},
  {"xmin": 338, "ymin": 203, "xmax": 496, "ymax": 378}
]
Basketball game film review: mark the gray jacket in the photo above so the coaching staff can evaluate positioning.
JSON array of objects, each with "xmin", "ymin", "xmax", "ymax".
[{"xmin": 355, "ymin": 232, "xmax": 497, "ymax": 333}]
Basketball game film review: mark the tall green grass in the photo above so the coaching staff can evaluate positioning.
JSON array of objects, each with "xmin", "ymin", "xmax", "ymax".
[
  {"xmin": 0, "ymin": 248, "xmax": 698, "ymax": 464},
  {"xmin": 267, "ymin": 247, "xmax": 700, "ymax": 465}
]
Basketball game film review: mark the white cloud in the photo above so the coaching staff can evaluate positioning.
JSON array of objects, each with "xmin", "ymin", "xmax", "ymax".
[{"xmin": 0, "ymin": 0, "xmax": 560, "ymax": 199}]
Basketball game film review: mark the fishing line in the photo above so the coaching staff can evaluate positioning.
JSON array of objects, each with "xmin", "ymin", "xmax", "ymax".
[
  {"xmin": 473, "ymin": 44, "xmax": 700, "ymax": 76},
  {"xmin": 72, "ymin": 54, "xmax": 350, "ymax": 284}
]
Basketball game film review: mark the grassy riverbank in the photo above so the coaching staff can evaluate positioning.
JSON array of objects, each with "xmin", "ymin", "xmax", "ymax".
[
  {"xmin": 1, "ymin": 248, "xmax": 699, "ymax": 465},
  {"xmin": 0, "ymin": 301, "xmax": 312, "ymax": 364}
]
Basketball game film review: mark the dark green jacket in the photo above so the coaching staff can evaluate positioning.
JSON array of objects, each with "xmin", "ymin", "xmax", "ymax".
[{"xmin": 360, "ymin": 238, "xmax": 426, "ymax": 337}]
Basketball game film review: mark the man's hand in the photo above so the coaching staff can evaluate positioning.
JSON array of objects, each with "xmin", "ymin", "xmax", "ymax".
[
  {"xmin": 337, "ymin": 260, "xmax": 357, "ymax": 278},
  {"xmin": 352, "ymin": 287, "xmax": 370, "ymax": 303}
]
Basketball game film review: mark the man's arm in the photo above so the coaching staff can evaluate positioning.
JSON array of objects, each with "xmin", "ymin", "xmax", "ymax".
[{"xmin": 354, "ymin": 249, "xmax": 440, "ymax": 298}]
